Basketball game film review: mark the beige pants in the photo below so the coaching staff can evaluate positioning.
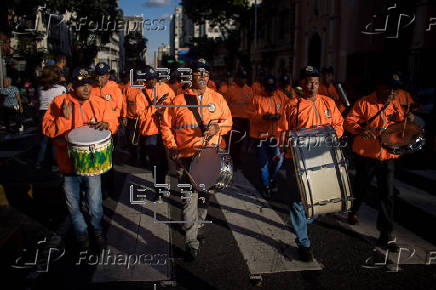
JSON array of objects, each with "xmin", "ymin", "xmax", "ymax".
[
  {"xmin": 182, "ymin": 191, "xmax": 208, "ymax": 250},
  {"xmin": 178, "ymin": 158, "xmax": 209, "ymax": 250}
]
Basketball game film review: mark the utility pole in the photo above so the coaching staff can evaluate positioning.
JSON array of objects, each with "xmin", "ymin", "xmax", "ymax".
[{"xmin": 254, "ymin": 0, "xmax": 258, "ymax": 81}]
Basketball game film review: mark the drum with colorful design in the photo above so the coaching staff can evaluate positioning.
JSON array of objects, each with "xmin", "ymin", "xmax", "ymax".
[{"xmin": 67, "ymin": 126, "xmax": 113, "ymax": 176}]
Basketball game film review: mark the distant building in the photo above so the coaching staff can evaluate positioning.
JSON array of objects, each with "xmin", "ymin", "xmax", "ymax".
[{"xmin": 157, "ymin": 44, "xmax": 170, "ymax": 67}]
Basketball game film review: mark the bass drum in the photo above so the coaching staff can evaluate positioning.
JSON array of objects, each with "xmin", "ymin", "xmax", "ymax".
[{"xmin": 189, "ymin": 147, "xmax": 233, "ymax": 192}]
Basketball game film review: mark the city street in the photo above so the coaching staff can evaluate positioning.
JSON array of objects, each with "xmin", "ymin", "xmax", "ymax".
[{"xmin": 1, "ymin": 126, "xmax": 436, "ymax": 290}]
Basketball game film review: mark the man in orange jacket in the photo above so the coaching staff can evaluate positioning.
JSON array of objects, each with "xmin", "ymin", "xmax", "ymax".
[
  {"xmin": 344, "ymin": 72, "xmax": 413, "ymax": 252},
  {"xmin": 280, "ymin": 66, "xmax": 344, "ymax": 262},
  {"xmin": 92, "ymin": 62, "xmax": 125, "ymax": 139},
  {"xmin": 248, "ymin": 75, "xmax": 286, "ymax": 199},
  {"xmin": 224, "ymin": 69, "xmax": 253, "ymax": 170},
  {"xmin": 135, "ymin": 65, "xmax": 175, "ymax": 185},
  {"xmin": 161, "ymin": 58, "xmax": 232, "ymax": 261},
  {"xmin": 319, "ymin": 66, "xmax": 347, "ymax": 114},
  {"xmin": 43, "ymin": 68, "xmax": 113, "ymax": 251},
  {"xmin": 122, "ymin": 70, "xmax": 144, "ymax": 164}
]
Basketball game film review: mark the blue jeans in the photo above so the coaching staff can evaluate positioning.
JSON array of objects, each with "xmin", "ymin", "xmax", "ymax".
[
  {"xmin": 290, "ymin": 202, "xmax": 318, "ymax": 247},
  {"xmin": 284, "ymin": 160, "xmax": 317, "ymax": 247},
  {"xmin": 63, "ymin": 175, "xmax": 103, "ymax": 236},
  {"xmin": 255, "ymin": 139, "xmax": 284, "ymax": 188}
]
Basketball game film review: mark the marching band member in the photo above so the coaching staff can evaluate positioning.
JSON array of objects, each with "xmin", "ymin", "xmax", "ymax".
[
  {"xmin": 281, "ymin": 66, "xmax": 344, "ymax": 262},
  {"xmin": 92, "ymin": 62, "xmax": 125, "ymax": 141},
  {"xmin": 344, "ymin": 72, "xmax": 412, "ymax": 252},
  {"xmin": 248, "ymin": 75, "xmax": 286, "ymax": 199},
  {"xmin": 42, "ymin": 68, "xmax": 115, "ymax": 251},
  {"xmin": 135, "ymin": 65, "xmax": 175, "ymax": 185},
  {"xmin": 224, "ymin": 69, "xmax": 253, "ymax": 170},
  {"xmin": 160, "ymin": 58, "xmax": 232, "ymax": 261},
  {"xmin": 123, "ymin": 70, "xmax": 144, "ymax": 165},
  {"xmin": 319, "ymin": 66, "xmax": 347, "ymax": 114}
]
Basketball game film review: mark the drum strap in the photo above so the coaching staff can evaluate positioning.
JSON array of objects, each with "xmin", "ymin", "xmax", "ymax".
[
  {"xmin": 295, "ymin": 98, "xmax": 301, "ymax": 128},
  {"xmin": 141, "ymin": 89, "xmax": 154, "ymax": 107},
  {"xmin": 184, "ymin": 94, "xmax": 206, "ymax": 134},
  {"xmin": 364, "ymin": 98, "xmax": 392, "ymax": 126}
]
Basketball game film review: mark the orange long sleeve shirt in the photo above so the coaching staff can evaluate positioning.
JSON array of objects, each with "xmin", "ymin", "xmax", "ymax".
[
  {"xmin": 344, "ymin": 92, "xmax": 405, "ymax": 160},
  {"xmin": 160, "ymin": 87, "xmax": 232, "ymax": 158},
  {"xmin": 248, "ymin": 91, "xmax": 287, "ymax": 140},
  {"xmin": 136, "ymin": 81, "xmax": 175, "ymax": 136},
  {"xmin": 282, "ymin": 94, "xmax": 344, "ymax": 138},
  {"xmin": 225, "ymin": 84, "xmax": 254, "ymax": 119},
  {"xmin": 91, "ymin": 80, "xmax": 125, "ymax": 133},
  {"xmin": 42, "ymin": 93, "xmax": 114, "ymax": 174}
]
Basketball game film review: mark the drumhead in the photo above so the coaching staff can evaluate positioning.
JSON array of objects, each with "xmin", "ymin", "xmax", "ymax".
[
  {"xmin": 67, "ymin": 126, "xmax": 111, "ymax": 146},
  {"xmin": 190, "ymin": 147, "xmax": 222, "ymax": 191}
]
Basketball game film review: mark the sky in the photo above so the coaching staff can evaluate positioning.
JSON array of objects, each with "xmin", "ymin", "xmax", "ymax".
[{"xmin": 118, "ymin": 0, "xmax": 180, "ymax": 65}]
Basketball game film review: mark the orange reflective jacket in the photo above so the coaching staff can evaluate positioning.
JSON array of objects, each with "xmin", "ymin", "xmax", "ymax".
[
  {"xmin": 160, "ymin": 87, "xmax": 232, "ymax": 158},
  {"xmin": 282, "ymin": 94, "xmax": 344, "ymax": 138},
  {"xmin": 395, "ymin": 89, "xmax": 414, "ymax": 107},
  {"xmin": 136, "ymin": 81, "xmax": 175, "ymax": 136},
  {"xmin": 277, "ymin": 87, "xmax": 296, "ymax": 106},
  {"xmin": 118, "ymin": 83, "xmax": 128, "ymax": 118},
  {"xmin": 123, "ymin": 84, "xmax": 141, "ymax": 119},
  {"xmin": 91, "ymin": 80, "xmax": 124, "ymax": 133},
  {"xmin": 225, "ymin": 84, "xmax": 254, "ymax": 119},
  {"xmin": 42, "ymin": 93, "xmax": 114, "ymax": 174},
  {"xmin": 248, "ymin": 91, "xmax": 287, "ymax": 139},
  {"xmin": 344, "ymin": 92, "xmax": 405, "ymax": 160}
]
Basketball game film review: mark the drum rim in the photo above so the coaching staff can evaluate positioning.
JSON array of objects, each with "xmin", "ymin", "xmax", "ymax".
[{"xmin": 67, "ymin": 125, "xmax": 112, "ymax": 146}]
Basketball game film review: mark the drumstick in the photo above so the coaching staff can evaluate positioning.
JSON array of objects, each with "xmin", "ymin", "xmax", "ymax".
[
  {"xmin": 175, "ymin": 159, "xmax": 202, "ymax": 190},
  {"xmin": 402, "ymin": 101, "xmax": 411, "ymax": 138}
]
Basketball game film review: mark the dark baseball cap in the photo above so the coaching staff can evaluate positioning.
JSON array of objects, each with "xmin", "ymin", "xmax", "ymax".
[
  {"xmin": 94, "ymin": 62, "xmax": 110, "ymax": 75},
  {"xmin": 71, "ymin": 67, "xmax": 94, "ymax": 87},
  {"xmin": 300, "ymin": 65, "xmax": 320, "ymax": 79}
]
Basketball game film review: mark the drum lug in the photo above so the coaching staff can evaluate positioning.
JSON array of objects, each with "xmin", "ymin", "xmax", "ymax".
[{"xmin": 90, "ymin": 145, "xmax": 95, "ymax": 161}]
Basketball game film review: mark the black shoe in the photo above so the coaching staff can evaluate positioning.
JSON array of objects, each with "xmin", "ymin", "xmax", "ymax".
[
  {"xmin": 378, "ymin": 234, "xmax": 399, "ymax": 253},
  {"xmin": 94, "ymin": 230, "xmax": 107, "ymax": 251},
  {"xmin": 76, "ymin": 235, "xmax": 89, "ymax": 252},
  {"xmin": 260, "ymin": 187, "xmax": 271, "ymax": 200},
  {"xmin": 198, "ymin": 227, "xmax": 206, "ymax": 243},
  {"xmin": 297, "ymin": 246, "xmax": 314, "ymax": 262},
  {"xmin": 184, "ymin": 246, "xmax": 199, "ymax": 262}
]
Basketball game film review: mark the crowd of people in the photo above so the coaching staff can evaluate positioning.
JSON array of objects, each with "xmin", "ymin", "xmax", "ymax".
[{"xmin": 0, "ymin": 54, "xmax": 430, "ymax": 264}]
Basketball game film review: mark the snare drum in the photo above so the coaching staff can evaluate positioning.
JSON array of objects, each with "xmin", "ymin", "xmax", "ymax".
[
  {"xmin": 290, "ymin": 126, "xmax": 353, "ymax": 218},
  {"xmin": 67, "ymin": 126, "xmax": 113, "ymax": 176},
  {"xmin": 380, "ymin": 121, "xmax": 425, "ymax": 155},
  {"xmin": 189, "ymin": 147, "xmax": 233, "ymax": 192}
]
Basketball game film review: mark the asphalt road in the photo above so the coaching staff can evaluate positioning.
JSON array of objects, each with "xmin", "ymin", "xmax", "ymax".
[{"xmin": 2, "ymin": 130, "xmax": 436, "ymax": 290}]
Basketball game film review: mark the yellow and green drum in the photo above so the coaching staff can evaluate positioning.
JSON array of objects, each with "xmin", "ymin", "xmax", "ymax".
[{"xmin": 67, "ymin": 126, "xmax": 113, "ymax": 176}]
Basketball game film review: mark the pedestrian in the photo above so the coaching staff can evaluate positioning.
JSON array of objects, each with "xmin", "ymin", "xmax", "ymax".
[
  {"xmin": 281, "ymin": 65, "xmax": 344, "ymax": 262},
  {"xmin": 248, "ymin": 75, "xmax": 286, "ymax": 199},
  {"xmin": 36, "ymin": 65, "xmax": 66, "ymax": 169},
  {"xmin": 161, "ymin": 58, "xmax": 232, "ymax": 262},
  {"xmin": 42, "ymin": 67, "xmax": 114, "ymax": 252},
  {"xmin": 0, "ymin": 77, "xmax": 24, "ymax": 134},
  {"xmin": 344, "ymin": 71, "xmax": 414, "ymax": 252},
  {"xmin": 135, "ymin": 65, "xmax": 174, "ymax": 185}
]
